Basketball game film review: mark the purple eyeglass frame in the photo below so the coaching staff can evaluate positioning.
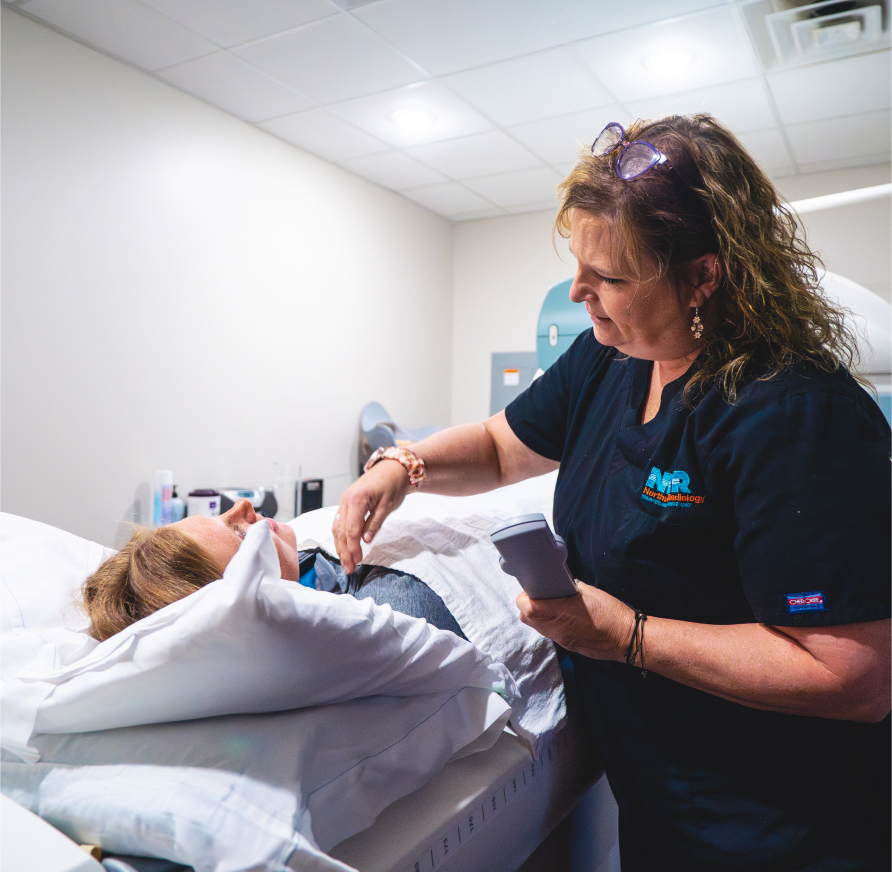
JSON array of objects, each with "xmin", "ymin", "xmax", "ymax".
[{"xmin": 591, "ymin": 122, "xmax": 670, "ymax": 181}]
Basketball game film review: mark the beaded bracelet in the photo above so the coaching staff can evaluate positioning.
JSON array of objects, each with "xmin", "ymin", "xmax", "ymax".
[{"xmin": 363, "ymin": 446, "xmax": 427, "ymax": 488}]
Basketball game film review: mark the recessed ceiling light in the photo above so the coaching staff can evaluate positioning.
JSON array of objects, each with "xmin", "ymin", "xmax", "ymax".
[
  {"xmin": 390, "ymin": 108, "xmax": 436, "ymax": 131},
  {"xmin": 642, "ymin": 47, "xmax": 695, "ymax": 75}
]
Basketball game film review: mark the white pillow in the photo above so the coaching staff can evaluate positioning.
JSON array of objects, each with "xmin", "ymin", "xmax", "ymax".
[
  {"xmin": 1, "ymin": 517, "xmax": 516, "ymax": 763},
  {"xmin": 0, "ymin": 513, "xmax": 112, "ymax": 679}
]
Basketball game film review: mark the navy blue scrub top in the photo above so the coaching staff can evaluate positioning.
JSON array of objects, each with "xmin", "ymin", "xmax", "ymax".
[
  {"xmin": 507, "ymin": 329, "xmax": 889, "ymax": 627},
  {"xmin": 506, "ymin": 330, "xmax": 891, "ymax": 871}
]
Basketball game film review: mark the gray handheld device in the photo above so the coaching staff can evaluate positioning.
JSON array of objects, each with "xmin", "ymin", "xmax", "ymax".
[{"xmin": 490, "ymin": 513, "xmax": 578, "ymax": 599}]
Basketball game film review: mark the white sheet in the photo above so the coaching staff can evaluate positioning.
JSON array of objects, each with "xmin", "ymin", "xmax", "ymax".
[
  {"xmin": 290, "ymin": 471, "xmax": 564, "ymax": 756},
  {"xmin": 3, "ymin": 687, "xmax": 510, "ymax": 871}
]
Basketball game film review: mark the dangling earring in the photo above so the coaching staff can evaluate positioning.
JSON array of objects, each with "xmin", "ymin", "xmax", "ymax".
[{"xmin": 691, "ymin": 306, "xmax": 703, "ymax": 340}]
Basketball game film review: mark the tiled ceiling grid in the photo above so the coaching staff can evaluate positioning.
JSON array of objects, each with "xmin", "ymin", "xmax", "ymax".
[{"xmin": 5, "ymin": 0, "xmax": 890, "ymax": 220}]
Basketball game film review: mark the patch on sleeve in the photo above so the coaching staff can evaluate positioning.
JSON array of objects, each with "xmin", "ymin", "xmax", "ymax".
[{"xmin": 785, "ymin": 591, "xmax": 826, "ymax": 613}]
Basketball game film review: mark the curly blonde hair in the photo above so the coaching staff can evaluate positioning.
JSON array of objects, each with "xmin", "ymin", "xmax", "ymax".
[
  {"xmin": 556, "ymin": 114, "xmax": 861, "ymax": 403},
  {"xmin": 81, "ymin": 526, "xmax": 224, "ymax": 641}
]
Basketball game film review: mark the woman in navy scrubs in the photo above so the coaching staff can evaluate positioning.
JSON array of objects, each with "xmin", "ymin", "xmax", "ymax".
[{"xmin": 335, "ymin": 114, "xmax": 890, "ymax": 870}]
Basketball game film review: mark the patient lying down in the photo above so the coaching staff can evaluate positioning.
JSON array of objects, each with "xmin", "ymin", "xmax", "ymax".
[{"xmin": 82, "ymin": 497, "xmax": 464, "ymax": 642}]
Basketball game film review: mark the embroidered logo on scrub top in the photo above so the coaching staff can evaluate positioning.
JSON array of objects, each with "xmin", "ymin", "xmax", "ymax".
[
  {"xmin": 641, "ymin": 467, "xmax": 705, "ymax": 508},
  {"xmin": 785, "ymin": 591, "xmax": 826, "ymax": 613}
]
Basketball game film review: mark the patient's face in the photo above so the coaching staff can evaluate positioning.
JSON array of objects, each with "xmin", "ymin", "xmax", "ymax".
[{"xmin": 174, "ymin": 499, "xmax": 301, "ymax": 581}]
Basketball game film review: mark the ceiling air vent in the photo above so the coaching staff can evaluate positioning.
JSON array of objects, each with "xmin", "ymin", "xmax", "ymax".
[
  {"xmin": 741, "ymin": 0, "xmax": 890, "ymax": 69},
  {"xmin": 769, "ymin": 1, "xmax": 883, "ymax": 62}
]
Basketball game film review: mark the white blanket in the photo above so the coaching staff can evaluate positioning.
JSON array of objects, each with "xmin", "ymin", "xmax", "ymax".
[
  {"xmin": 290, "ymin": 471, "xmax": 564, "ymax": 756},
  {"xmin": 0, "ymin": 512, "xmax": 515, "ymax": 872}
]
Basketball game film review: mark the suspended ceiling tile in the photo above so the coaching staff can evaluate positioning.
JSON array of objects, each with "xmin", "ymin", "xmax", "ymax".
[
  {"xmin": 784, "ymin": 109, "xmax": 892, "ymax": 170},
  {"xmin": 774, "ymin": 164, "xmax": 892, "ymax": 203},
  {"xmin": 20, "ymin": 0, "xmax": 217, "ymax": 70},
  {"xmin": 462, "ymin": 166, "xmax": 563, "ymax": 209},
  {"xmin": 157, "ymin": 52, "xmax": 313, "ymax": 122},
  {"xmin": 406, "ymin": 130, "xmax": 543, "ymax": 178},
  {"xmin": 767, "ymin": 50, "xmax": 892, "ymax": 126},
  {"xmin": 443, "ymin": 46, "xmax": 613, "ymax": 128},
  {"xmin": 450, "ymin": 206, "xmax": 510, "ymax": 222},
  {"xmin": 401, "ymin": 181, "xmax": 496, "ymax": 217},
  {"xmin": 354, "ymin": 0, "xmax": 565, "ymax": 77},
  {"xmin": 735, "ymin": 127, "xmax": 796, "ymax": 175},
  {"xmin": 257, "ymin": 107, "xmax": 389, "ymax": 162},
  {"xmin": 790, "ymin": 152, "xmax": 892, "ymax": 176},
  {"xmin": 340, "ymin": 150, "xmax": 448, "ymax": 190},
  {"xmin": 356, "ymin": 0, "xmax": 734, "ymax": 78},
  {"xmin": 508, "ymin": 105, "xmax": 629, "ymax": 164},
  {"xmin": 327, "ymin": 81, "xmax": 495, "ymax": 148},
  {"xmin": 139, "ymin": 0, "xmax": 338, "ymax": 48},
  {"xmin": 233, "ymin": 14, "xmax": 427, "ymax": 104},
  {"xmin": 545, "ymin": 0, "xmax": 732, "ymax": 43},
  {"xmin": 573, "ymin": 6, "xmax": 758, "ymax": 103},
  {"xmin": 550, "ymin": 160, "xmax": 579, "ymax": 181},
  {"xmin": 624, "ymin": 78, "xmax": 778, "ymax": 134}
]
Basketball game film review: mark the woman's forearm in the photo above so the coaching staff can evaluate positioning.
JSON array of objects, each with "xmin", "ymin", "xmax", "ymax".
[
  {"xmin": 402, "ymin": 422, "xmax": 507, "ymax": 495},
  {"xmin": 336, "ymin": 412, "xmax": 557, "ymax": 572},
  {"xmin": 641, "ymin": 616, "xmax": 890, "ymax": 722},
  {"xmin": 410, "ymin": 413, "xmax": 558, "ymax": 495},
  {"xmin": 517, "ymin": 586, "xmax": 891, "ymax": 723}
]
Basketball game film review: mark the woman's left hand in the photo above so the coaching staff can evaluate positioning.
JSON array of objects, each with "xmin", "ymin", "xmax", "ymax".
[{"xmin": 516, "ymin": 582, "xmax": 634, "ymax": 662}]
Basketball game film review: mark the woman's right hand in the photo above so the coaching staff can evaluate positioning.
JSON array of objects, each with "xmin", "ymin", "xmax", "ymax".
[{"xmin": 333, "ymin": 460, "xmax": 411, "ymax": 573}]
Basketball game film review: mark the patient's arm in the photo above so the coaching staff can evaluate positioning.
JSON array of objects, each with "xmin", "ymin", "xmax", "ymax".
[{"xmin": 334, "ymin": 411, "xmax": 558, "ymax": 572}]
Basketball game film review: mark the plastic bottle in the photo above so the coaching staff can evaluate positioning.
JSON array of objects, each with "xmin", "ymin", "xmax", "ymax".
[
  {"xmin": 153, "ymin": 470, "xmax": 174, "ymax": 527},
  {"xmin": 171, "ymin": 486, "xmax": 186, "ymax": 522}
]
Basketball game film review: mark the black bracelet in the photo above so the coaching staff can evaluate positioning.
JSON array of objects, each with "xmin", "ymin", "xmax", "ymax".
[{"xmin": 624, "ymin": 609, "xmax": 648, "ymax": 677}]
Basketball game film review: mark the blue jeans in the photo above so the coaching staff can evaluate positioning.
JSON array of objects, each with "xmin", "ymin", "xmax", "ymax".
[{"xmin": 309, "ymin": 552, "xmax": 466, "ymax": 640}]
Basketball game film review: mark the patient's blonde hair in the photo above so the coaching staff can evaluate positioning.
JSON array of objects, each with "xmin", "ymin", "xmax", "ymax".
[{"xmin": 82, "ymin": 526, "xmax": 224, "ymax": 641}]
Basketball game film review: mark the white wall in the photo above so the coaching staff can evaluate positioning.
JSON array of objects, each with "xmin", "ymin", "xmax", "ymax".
[
  {"xmin": 1, "ymin": 10, "xmax": 454, "ymax": 547},
  {"xmin": 775, "ymin": 165, "xmax": 892, "ymax": 304},
  {"xmin": 451, "ymin": 211, "xmax": 572, "ymax": 426},
  {"xmin": 451, "ymin": 168, "xmax": 891, "ymax": 425}
]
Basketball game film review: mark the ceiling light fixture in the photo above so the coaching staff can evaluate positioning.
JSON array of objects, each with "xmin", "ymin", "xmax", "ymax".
[
  {"xmin": 390, "ymin": 108, "xmax": 436, "ymax": 132},
  {"xmin": 642, "ymin": 47, "xmax": 695, "ymax": 75}
]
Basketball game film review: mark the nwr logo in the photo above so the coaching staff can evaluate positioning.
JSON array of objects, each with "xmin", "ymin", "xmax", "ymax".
[
  {"xmin": 641, "ymin": 467, "xmax": 705, "ymax": 507},
  {"xmin": 645, "ymin": 467, "xmax": 690, "ymax": 494}
]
